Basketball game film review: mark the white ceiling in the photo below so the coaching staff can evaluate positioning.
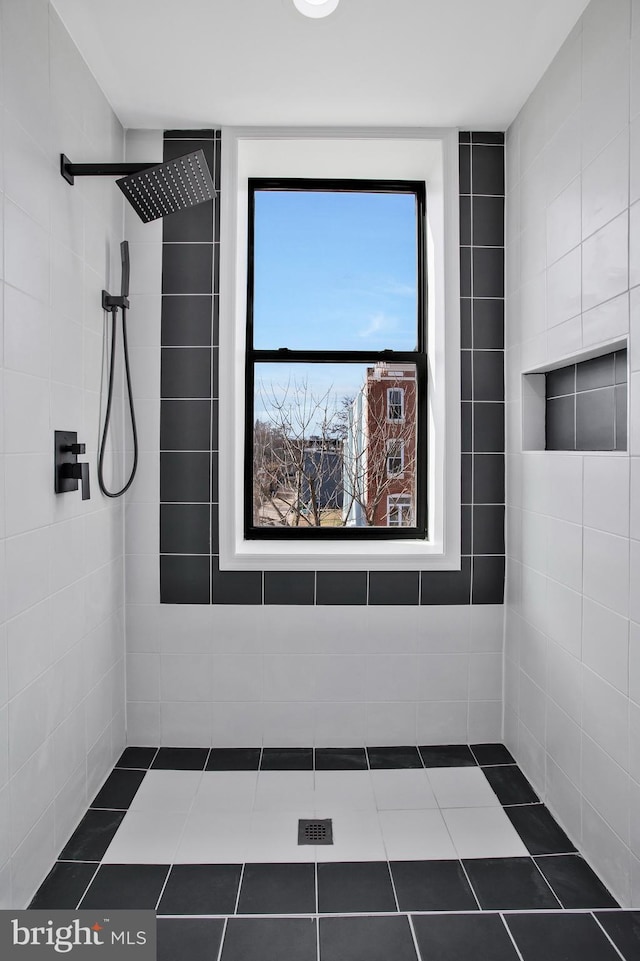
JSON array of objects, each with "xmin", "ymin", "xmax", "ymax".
[{"xmin": 51, "ymin": 0, "xmax": 589, "ymax": 131}]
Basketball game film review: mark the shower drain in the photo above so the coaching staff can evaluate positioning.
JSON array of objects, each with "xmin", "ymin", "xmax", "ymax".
[{"xmin": 298, "ymin": 818, "xmax": 333, "ymax": 845}]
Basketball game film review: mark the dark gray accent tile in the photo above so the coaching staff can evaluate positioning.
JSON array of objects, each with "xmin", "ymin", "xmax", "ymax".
[
  {"xmin": 152, "ymin": 748, "xmax": 210, "ymax": 770},
  {"xmin": 161, "ymin": 347, "xmax": 211, "ymax": 398},
  {"xmin": 206, "ymin": 748, "xmax": 261, "ymax": 771},
  {"xmin": 461, "ymin": 349, "xmax": 473, "ymax": 400},
  {"xmin": 90, "ymin": 768, "xmax": 145, "ymax": 810},
  {"xmin": 546, "ymin": 395, "xmax": 576, "ymax": 450},
  {"xmin": 461, "ymin": 453, "xmax": 472, "ymax": 504},
  {"xmin": 615, "ymin": 348, "xmax": 628, "ymax": 384},
  {"xmin": 391, "ymin": 860, "xmax": 478, "ymax": 911},
  {"xmin": 314, "ymin": 748, "xmax": 367, "ymax": 770},
  {"xmin": 320, "ymin": 916, "xmax": 417, "ymax": 961},
  {"xmin": 30, "ymin": 862, "xmax": 98, "ymax": 909},
  {"xmin": 459, "ymin": 143, "xmax": 471, "ymax": 194},
  {"xmin": 547, "ymin": 364, "xmax": 576, "ymax": 398},
  {"xmin": 212, "ymin": 346, "xmax": 219, "ymax": 398},
  {"xmin": 413, "ymin": 914, "xmax": 518, "ymax": 961},
  {"xmin": 463, "ymin": 857, "xmax": 560, "ymax": 910},
  {"xmin": 238, "ymin": 863, "xmax": 316, "ymax": 915},
  {"xmin": 471, "ymin": 743, "xmax": 514, "ymax": 765},
  {"xmin": 222, "ymin": 918, "xmax": 317, "ymax": 961},
  {"xmin": 211, "ymin": 452, "xmax": 218, "ymax": 502},
  {"xmin": 460, "ymin": 298, "xmax": 472, "ymax": 348},
  {"xmin": 472, "ymin": 555, "xmax": 505, "ymax": 604},
  {"xmin": 472, "ymin": 131, "xmax": 505, "ymax": 145},
  {"xmin": 80, "ymin": 864, "xmax": 170, "ymax": 909},
  {"xmin": 158, "ymin": 919, "xmax": 225, "ymax": 961},
  {"xmin": 161, "ymin": 296, "xmax": 213, "ymax": 347},
  {"xmin": 419, "ymin": 745, "xmax": 477, "ymax": 767},
  {"xmin": 595, "ymin": 911, "xmax": 640, "ymax": 960},
  {"xmin": 160, "ymin": 451, "xmax": 211, "ymax": 502},
  {"xmin": 116, "ymin": 747, "xmax": 158, "ymax": 769},
  {"xmin": 211, "ymin": 561, "xmax": 262, "ymax": 605},
  {"xmin": 483, "ymin": 764, "xmax": 538, "ymax": 804},
  {"xmin": 473, "ymin": 247, "xmax": 504, "ymax": 298},
  {"xmin": 164, "ymin": 137, "xmax": 215, "ymax": 165},
  {"xmin": 576, "ymin": 352, "xmax": 615, "ymax": 391},
  {"xmin": 472, "ymin": 505, "xmax": 505, "ymax": 555},
  {"xmin": 318, "ymin": 861, "xmax": 396, "ymax": 913},
  {"xmin": 616, "ymin": 384, "xmax": 627, "ymax": 450},
  {"xmin": 473, "ymin": 402, "xmax": 505, "ymax": 452},
  {"xmin": 461, "ymin": 505, "xmax": 472, "ymax": 554},
  {"xmin": 163, "ymin": 200, "xmax": 214, "ymax": 244},
  {"xmin": 459, "ymin": 131, "xmax": 471, "ymax": 143},
  {"xmin": 506, "ymin": 913, "xmax": 621, "ymax": 961},
  {"xmin": 473, "ymin": 298, "xmax": 504, "ymax": 349},
  {"xmin": 368, "ymin": 571, "xmax": 420, "ymax": 605},
  {"xmin": 164, "ymin": 129, "xmax": 215, "ymax": 140},
  {"xmin": 505, "ymin": 805, "xmax": 577, "ymax": 856},
  {"xmin": 460, "ymin": 247, "xmax": 472, "ymax": 297},
  {"xmin": 471, "ymin": 143, "xmax": 506, "ymax": 194},
  {"xmin": 160, "ymin": 504, "xmax": 210, "ymax": 554},
  {"xmin": 459, "ymin": 195, "xmax": 471, "ymax": 245},
  {"xmin": 58, "ymin": 810, "xmax": 125, "ymax": 862},
  {"xmin": 316, "ymin": 571, "xmax": 367, "ymax": 605},
  {"xmin": 461, "ymin": 402, "xmax": 473, "ymax": 452},
  {"xmin": 473, "ymin": 453, "xmax": 505, "ymax": 504},
  {"xmin": 421, "ymin": 556, "xmax": 472, "ymax": 605},
  {"xmin": 473, "ymin": 350, "xmax": 504, "ymax": 401},
  {"xmin": 158, "ymin": 864, "xmax": 242, "ymax": 915},
  {"xmin": 161, "ymin": 400, "xmax": 212, "ymax": 451},
  {"xmin": 534, "ymin": 855, "xmax": 619, "ymax": 908},
  {"xmin": 576, "ymin": 387, "xmax": 615, "ymax": 450},
  {"xmin": 211, "ymin": 399, "xmax": 219, "ymax": 449},
  {"xmin": 261, "ymin": 748, "xmax": 313, "ymax": 771},
  {"xmin": 472, "ymin": 196, "xmax": 505, "ymax": 247},
  {"xmin": 367, "ymin": 746, "xmax": 422, "ymax": 769},
  {"xmin": 162, "ymin": 243, "xmax": 213, "ymax": 295},
  {"xmin": 264, "ymin": 571, "xmax": 315, "ymax": 605},
  {"xmin": 161, "ymin": 554, "xmax": 210, "ymax": 604}
]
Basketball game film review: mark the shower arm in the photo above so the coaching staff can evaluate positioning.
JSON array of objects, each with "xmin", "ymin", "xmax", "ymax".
[{"xmin": 60, "ymin": 154, "xmax": 155, "ymax": 185}]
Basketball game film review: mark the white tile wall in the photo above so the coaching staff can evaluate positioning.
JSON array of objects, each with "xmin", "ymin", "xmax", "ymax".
[
  {"xmin": 505, "ymin": 0, "xmax": 640, "ymax": 908},
  {"xmin": 0, "ymin": 0, "xmax": 126, "ymax": 908}
]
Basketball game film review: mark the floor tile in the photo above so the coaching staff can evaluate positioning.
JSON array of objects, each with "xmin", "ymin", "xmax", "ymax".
[
  {"xmin": 506, "ymin": 912, "xmax": 622, "ymax": 961},
  {"xmin": 221, "ymin": 918, "xmax": 317, "ymax": 961},
  {"xmin": 367, "ymin": 746, "xmax": 423, "ymax": 769},
  {"xmin": 101, "ymin": 810, "xmax": 188, "ymax": 864},
  {"xmin": 175, "ymin": 811, "xmax": 250, "ymax": 863},
  {"xmin": 443, "ymin": 807, "xmax": 529, "ymax": 858},
  {"xmin": 248, "ymin": 812, "xmax": 317, "ymax": 863},
  {"xmin": 504, "ymin": 804, "xmax": 577, "ymax": 855},
  {"xmin": 317, "ymin": 861, "xmax": 396, "ymax": 913},
  {"xmin": 261, "ymin": 748, "xmax": 313, "ymax": 771},
  {"xmin": 319, "ymin": 916, "xmax": 418, "ymax": 961},
  {"xmin": 419, "ymin": 745, "xmax": 477, "ymax": 767},
  {"xmin": 370, "ymin": 769, "xmax": 437, "ymax": 810},
  {"xmin": 254, "ymin": 772, "xmax": 315, "ymax": 811},
  {"xmin": 79, "ymin": 864, "xmax": 170, "ymax": 909},
  {"xmin": 315, "ymin": 748, "xmax": 367, "ymax": 770},
  {"xmin": 58, "ymin": 809, "xmax": 125, "ymax": 862},
  {"xmin": 595, "ymin": 911, "xmax": 640, "ymax": 960},
  {"xmin": 534, "ymin": 855, "xmax": 619, "ymax": 908},
  {"xmin": 29, "ymin": 862, "xmax": 98, "ymax": 909},
  {"xmin": 427, "ymin": 767, "xmax": 500, "ymax": 808},
  {"xmin": 379, "ymin": 809, "xmax": 457, "ymax": 860},
  {"xmin": 314, "ymin": 771, "xmax": 375, "ymax": 812},
  {"xmin": 191, "ymin": 771, "xmax": 258, "ymax": 813},
  {"xmin": 206, "ymin": 748, "xmax": 261, "ymax": 771},
  {"xmin": 482, "ymin": 765, "xmax": 539, "ymax": 805},
  {"xmin": 317, "ymin": 811, "xmax": 386, "ymax": 862},
  {"xmin": 90, "ymin": 769, "xmax": 146, "ymax": 809},
  {"xmin": 157, "ymin": 864, "xmax": 242, "ymax": 915},
  {"xmin": 157, "ymin": 918, "xmax": 225, "ymax": 961},
  {"xmin": 463, "ymin": 857, "xmax": 561, "ymax": 910},
  {"xmin": 390, "ymin": 860, "xmax": 478, "ymax": 912},
  {"xmin": 151, "ymin": 747, "xmax": 210, "ymax": 770},
  {"xmin": 412, "ymin": 913, "xmax": 519, "ymax": 961},
  {"xmin": 129, "ymin": 770, "xmax": 203, "ymax": 813},
  {"xmin": 116, "ymin": 746, "xmax": 158, "ymax": 769},
  {"xmin": 471, "ymin": 743, "xmax": 515, "ymax": 766},
  {"xmin": 238, "ymin": 863, "xmax": 316, "ymax": 914}
]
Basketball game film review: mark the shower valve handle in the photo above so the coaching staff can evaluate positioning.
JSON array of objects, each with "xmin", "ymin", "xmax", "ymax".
[{"xmin": 64, "ymin": 462, "xmax": 91, "ymax": 501}]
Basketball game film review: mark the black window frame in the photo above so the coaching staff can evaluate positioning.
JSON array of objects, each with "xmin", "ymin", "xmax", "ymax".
[{"xmin": 245, "ymin": 177, "xmax": 428, "ymax": 540}]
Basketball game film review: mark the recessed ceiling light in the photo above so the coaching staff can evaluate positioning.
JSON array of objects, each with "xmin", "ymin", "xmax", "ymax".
[{"xmin": 293, "ymin": 0, "xmax": 340, "ymax": 19}]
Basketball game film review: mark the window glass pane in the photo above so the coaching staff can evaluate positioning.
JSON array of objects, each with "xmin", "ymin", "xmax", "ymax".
[
  {"xmin": 252, "ymin": 189, "xmax": 418, "ymax": 351},
  {"xmin": 252, "ymin": 362, "xmax": 418, "ymax": 529}
]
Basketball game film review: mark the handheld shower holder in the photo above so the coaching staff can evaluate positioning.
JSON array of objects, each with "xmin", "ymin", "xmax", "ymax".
[{"xmin": 102, "ymin": 290, "xmax": 130, "ymax": 312}]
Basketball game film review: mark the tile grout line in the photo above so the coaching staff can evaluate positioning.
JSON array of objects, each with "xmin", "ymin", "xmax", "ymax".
[
  {"xmin": 498, "ymin": 912, "xmax": 527, "ymax": 961},
  {"xmin": 591, "ymin": 912, "xmax": 629, "ymax": 961},
  {"xmin": 73, "ymin": 862, "xmax": 104, "ymax": 911},
  {"xmin": 457, "ymin": 858, "xmax": 484, "ymax": 911},
  {"xmin": 529, "ymin": 856, "xmax": 564, "ymax": 909},
  {"xmin": 406, "ymin": 913, "xmax": 425, "ymax": 961},
  {"xmin": 214, "ymin": 917, "xmax": 228, "ymax": 961}
]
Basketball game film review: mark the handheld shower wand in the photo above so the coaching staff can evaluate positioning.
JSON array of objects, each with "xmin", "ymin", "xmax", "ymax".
[{"xmin": 98, "ymin": 241, "xmax": 138, "ymax": 497}]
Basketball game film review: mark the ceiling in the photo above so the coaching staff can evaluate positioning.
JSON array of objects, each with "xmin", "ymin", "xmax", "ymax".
[{"xmin": 51, "ymin": 0, "xmax": 589, "ymax": 131}]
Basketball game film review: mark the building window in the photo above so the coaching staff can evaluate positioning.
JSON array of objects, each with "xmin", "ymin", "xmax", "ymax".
[
  {"xmin": 246, "ymin": 177, "xmax": 427, "ymax": 539},
  {"xmin": 387, "ymin": 494, "xmax": 413, "ymax": 527}
]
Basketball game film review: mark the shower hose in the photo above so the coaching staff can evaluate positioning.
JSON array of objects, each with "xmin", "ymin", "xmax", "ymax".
[{"xmin": 97, "ymin": 304, "xmax": 138, "ymax": 497}]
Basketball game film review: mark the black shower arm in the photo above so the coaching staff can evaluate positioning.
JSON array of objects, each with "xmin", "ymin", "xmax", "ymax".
[{"xmin": 60, "ymin": 154, "xmax": 156, "ymax": 186}]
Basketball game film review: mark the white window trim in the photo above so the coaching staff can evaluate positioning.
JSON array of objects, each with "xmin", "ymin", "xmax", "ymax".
[{"xmin": 219, "ymin": 127, "xmax": 461, "ymax": 571}]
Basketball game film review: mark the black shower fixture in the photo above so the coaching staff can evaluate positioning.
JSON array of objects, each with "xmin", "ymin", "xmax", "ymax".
[{"xmin": 60, "ymin": 149, "xmax": 215, "ymax": 223}]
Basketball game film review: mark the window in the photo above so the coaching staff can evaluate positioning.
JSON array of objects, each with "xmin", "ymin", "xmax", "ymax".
[
  {"xmin": 387, "ymin": 494, "xmax": 413, "ymax": 527},
  {"xmin": 246, "ymin": 178, "xmax": 427, "ymax": 539}
]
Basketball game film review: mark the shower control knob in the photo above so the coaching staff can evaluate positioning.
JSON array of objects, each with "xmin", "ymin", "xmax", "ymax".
[{"xmin": 65, "ymin": 442, "xmax": 86, "ymax": 455}]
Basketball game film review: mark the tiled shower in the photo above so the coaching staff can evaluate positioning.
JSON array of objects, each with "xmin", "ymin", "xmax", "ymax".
[{"xmin": 0, "ymin": 0, "xmax": 639, "ymax": 951}]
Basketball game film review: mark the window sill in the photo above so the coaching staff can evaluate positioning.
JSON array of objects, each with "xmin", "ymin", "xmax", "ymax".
[{"xmin": 220, "ymin": 537, "xmax": 461, "ymax": 572}]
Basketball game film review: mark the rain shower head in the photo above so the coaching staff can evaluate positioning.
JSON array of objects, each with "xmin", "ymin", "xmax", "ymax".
[{"xmin": 60, "ymin": 149, "xmax": 215, "ymax": 223}]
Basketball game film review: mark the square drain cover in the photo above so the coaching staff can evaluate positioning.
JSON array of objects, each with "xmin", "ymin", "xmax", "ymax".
[{"xmin": 298, "ymin": 818, "xmax": 333, "ymax": 845}]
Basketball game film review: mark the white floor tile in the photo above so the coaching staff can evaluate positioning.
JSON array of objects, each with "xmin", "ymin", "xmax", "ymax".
[
  {"xmin": 254, "ymin": 771, "xmax": 315, "ymax": 811},
  {"xmin": 191, "ymin": 772, "xmax": 258, "ymax": 813},
  {"xmin": 247, "ymin": 811, "xmax": 316, "ymax": 863},
  {"xmin": 370, "ymin": 769, "xmax": 438, "ymax": 810},
  {"xmin": 442, "ymin": 807, "xmax": 529, "ymax": 859},
  {"xmin": 379, "ymin": 809, "xmax": 458, "ymax": 860},
  {"xmin": 426, "ymin": 767, "xmax": 500, "ymax": 808},
  {"xmin": 175, "ymin": 810, "xmax": 251, "ymax": 863},
  {"xmin": 128, "ymin": 770, "xmax": 202, "ymax": 813},
  {"xmin": 316, "ymin": 811, "xmax": 386, "ymax": 862},
  {"xmin": 102, "ymin": 810, "xmax": 187, "ymax": 863},
  {"xmin": 313, "ymin": 771, "xmax": 376, "ymax": 812}
]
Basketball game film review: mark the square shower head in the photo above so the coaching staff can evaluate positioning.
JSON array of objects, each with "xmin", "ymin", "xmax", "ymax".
[{"xmin": 116, "ymin": 148, "xmax": 215, "ymax": 223}]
